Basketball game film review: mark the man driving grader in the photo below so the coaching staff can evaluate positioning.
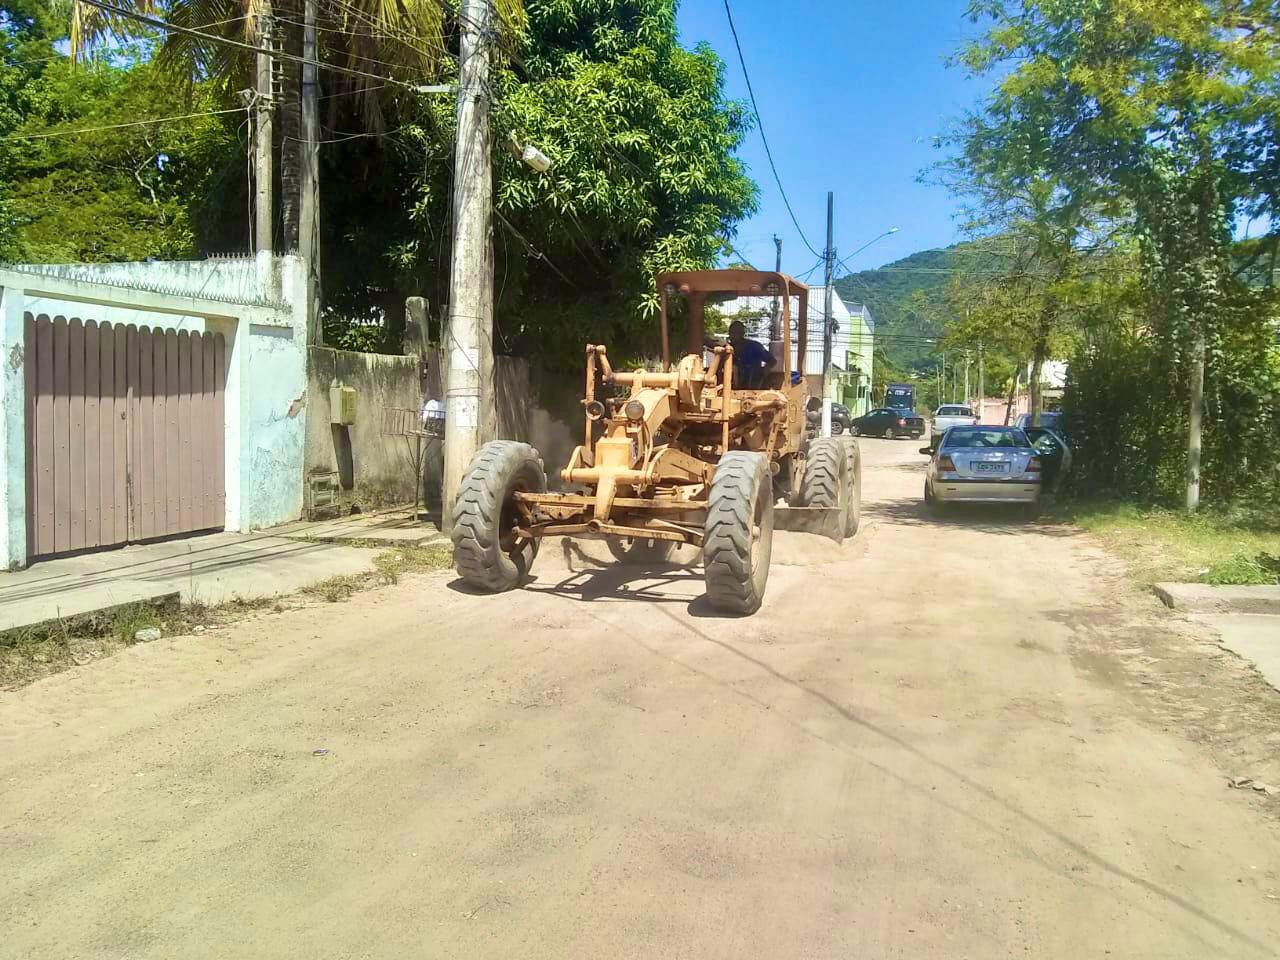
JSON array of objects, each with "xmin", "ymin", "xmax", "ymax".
[{"xmin": 449, "ymin": 270, "xmax": 861, "ymax": 614}]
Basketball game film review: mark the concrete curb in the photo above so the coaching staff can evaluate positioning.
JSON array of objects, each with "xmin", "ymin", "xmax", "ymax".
[{"xmin": 1153, "ymin": 582, "xmax": 1280, "ymax": 616}]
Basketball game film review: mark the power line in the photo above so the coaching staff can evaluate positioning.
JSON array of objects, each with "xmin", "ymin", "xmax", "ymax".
[
  {"xmin": 721, "ymin": 0, "xmax": 821, "ymax": 259},
  {"xmin": 0, "ymin": 105, "xmax": 244, "ymax": 142},
  {"xmin": 75, "ymin": 0, "xmax": 424, "ymax": 91}
]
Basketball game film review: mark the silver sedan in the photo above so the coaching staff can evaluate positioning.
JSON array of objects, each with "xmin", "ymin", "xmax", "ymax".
[{"xmin": 921, "ymin": 426, "xmax": 1042, "ymax": 517}]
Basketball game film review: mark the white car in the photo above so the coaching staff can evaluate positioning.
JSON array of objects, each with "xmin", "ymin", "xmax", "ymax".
[
  {"xmin": 922, "ymin": 425, "xmax": 1043, "ymax": 518},
  {"xmin": 931, "ymin": 405, "xmax": 978, "ymax": 443}
]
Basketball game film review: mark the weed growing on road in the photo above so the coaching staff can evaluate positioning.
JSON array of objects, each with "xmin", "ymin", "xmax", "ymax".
[
  {"xmin": 304, "ymin": 545, "xmax": 452, "ymax": 601},
  {"xmin": 1068, "ymin": 501, "xmax": 1280, "ymax": 586}
]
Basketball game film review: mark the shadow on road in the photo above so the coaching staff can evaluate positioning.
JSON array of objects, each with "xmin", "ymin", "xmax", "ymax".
[{"xmin": 864, "ymin": 495, "xmax": 1080, "ymax": 538}]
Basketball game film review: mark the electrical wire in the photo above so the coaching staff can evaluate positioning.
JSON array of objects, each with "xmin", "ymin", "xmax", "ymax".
[
  {"xmin": 0, "ymin": 105, "xmax": 245, "ymax": 142},
  {"xmin": 721, "ymin": 0, "xmax": 822, "ymax": 259},
  {"xmin": 74, "ymin": 0, "xmax": 425, "ymax": 90}
]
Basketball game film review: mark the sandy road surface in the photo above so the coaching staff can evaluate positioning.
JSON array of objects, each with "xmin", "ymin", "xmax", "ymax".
[{"xmin": 3, "ymin": 439, "xmax": 1279, "ymax": 959}]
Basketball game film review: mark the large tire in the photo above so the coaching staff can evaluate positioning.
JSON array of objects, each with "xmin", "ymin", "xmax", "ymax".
[
  {"xmin": 608, "ymin": 537, "xmax": 676, "ymax": 565},
  {"xmin": 799, "ymin": 438, "xmax": 848, "ymax": 510},
  {"xmin": 451, "ymin": 440, "xmax": 546, "ymax": 592},
  {"xmin": 703, "ymin": 452, "xmax": 773, "ymax": 614},
  {"xmin": 839, "ymin": 436, "xmax": 862, "ymax": 538}
]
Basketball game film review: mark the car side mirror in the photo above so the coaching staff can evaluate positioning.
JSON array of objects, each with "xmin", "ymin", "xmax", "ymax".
[{"xmin": 919, "ymin": 446, "xmax": 934, "ymax": 456}]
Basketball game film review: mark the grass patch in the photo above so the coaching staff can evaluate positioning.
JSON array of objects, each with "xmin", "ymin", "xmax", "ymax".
[
  {"xmin": 1066, "ymin": 501, "xmax": 1280, "ymax": 586},
  {"xmin": 1, "ymin": 544, "xmax": 453, "ymax": 687},
  {"xmin": 302, "ymin": 544, "xmax": 453, "ymax": 601}
]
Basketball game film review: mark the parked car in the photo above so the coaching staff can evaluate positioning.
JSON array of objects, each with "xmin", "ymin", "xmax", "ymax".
[
  {"xmin": 804, "ymin": 399, "xmax": 853, "ymax": 435},
  {"xmin": 1015, "ymin": 411, "xmax": 1066, "ymax": 432},
  {"xmin": 1023, "ymin": 426, "xmax": 1073, "ymax": 492},
  {"xmin": 921, "ymin": 425, "xmax": 1043, "ymax": 518},
  {"xmin": 931, "ymin": 404, "xmax": 979, "ymax": 444},
  {"xmin": 849, "ymin": 407, "xmax": 926, "ymax": 439}
]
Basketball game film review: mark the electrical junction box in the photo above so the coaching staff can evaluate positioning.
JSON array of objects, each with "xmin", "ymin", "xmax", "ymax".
[{"xmin": 330, "ymin": 383, "xmax": 357, "ymax": 425}]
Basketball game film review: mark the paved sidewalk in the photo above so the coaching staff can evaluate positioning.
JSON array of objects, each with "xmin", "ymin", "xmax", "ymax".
[{"xmin": 0, "ymin": 530, "xmax": 384, "ymax": 633}]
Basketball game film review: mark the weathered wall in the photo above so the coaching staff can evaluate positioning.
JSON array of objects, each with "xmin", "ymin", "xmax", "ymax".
[
  {"xmin": 0, "ymin": 257, "xmax": 308, "ymax": 567},
  {"xmin": 413, "ymin": 351, "xmax": 577, "ymax": 510},
  {"xmin": 305, "ymin": 346, "xmax": 423, "ymax": 505},
  {"xmin": 495, "ymin": 357, "xmax": 578, "ymax": 491}
]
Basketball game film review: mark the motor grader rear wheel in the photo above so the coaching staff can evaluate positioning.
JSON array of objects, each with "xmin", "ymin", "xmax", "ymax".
[
  {"xmin": 799, "ymin": 438, "xmax": 848, "ymax": 513},
  {"xmin": 703, "ymin": 452, "xmax": 774, "ymax": 615},
  {"xmin": 450, "ymin": 440, "xmax": 546, "ymax": 592}
]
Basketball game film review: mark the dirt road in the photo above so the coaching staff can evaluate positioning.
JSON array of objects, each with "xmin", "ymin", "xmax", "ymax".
[{"xmin": 3, "ymin": 440, "xmax": 1279, "ymax": 959}]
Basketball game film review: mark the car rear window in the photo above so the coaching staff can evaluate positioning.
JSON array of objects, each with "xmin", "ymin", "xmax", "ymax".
[
  {"xmin": 943, "ymin": 427, "xmax": 1030, "ymax": 448},
  {"xmin": 938, "ymin": 406, "xmax": 973, "ymax": 417}
]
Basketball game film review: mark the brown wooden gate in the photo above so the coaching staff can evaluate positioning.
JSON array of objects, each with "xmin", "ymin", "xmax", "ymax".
[{"xmin": 24, "ymin": 313, "xmax": 226, "ymax": 559}]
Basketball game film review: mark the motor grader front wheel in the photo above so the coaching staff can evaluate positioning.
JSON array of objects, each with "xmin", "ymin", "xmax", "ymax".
[
  {"xmin": 450, "ymin": 440, "xmax": 546, "ymax": 592},
  {"xmin": 703, "ymin": 452, "xmax": 774, "ymax": 615},
  {"xmin": 840, "ymin": 436, "xmax": 863, "ymax": 538}
]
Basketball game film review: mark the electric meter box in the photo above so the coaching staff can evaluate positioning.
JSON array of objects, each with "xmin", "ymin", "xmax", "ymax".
[{"xmin": 330, "ymin": 384, "xmax": 357, "ymax": 425}]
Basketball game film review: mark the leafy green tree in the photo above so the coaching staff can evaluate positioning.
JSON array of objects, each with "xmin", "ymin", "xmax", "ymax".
[
  {"xmin": 0, "ymin": 4, "xmax": 238, "ymax": 262},
  {"xmin": 948, "ymin": 0, "xmax": 1280, "ymax": 505},
  {"xmin": 307, "ymin": 0, "xmax": 757, "ymax": 362}
]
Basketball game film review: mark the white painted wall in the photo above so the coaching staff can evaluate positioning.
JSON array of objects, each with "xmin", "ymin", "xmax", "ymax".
[{"xmin": 0, "ymin": 257, "xmax": 308, "ymax": 569}]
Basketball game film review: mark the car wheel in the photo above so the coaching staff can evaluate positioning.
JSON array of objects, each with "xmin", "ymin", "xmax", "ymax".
[
  {"xmin": 831, "ymin": 421, "xmax": 845, "ymax": 435},
  {"xmin": 849, "ymin": 424, "xmax": 860, "ymax": 436},
  {"xmin": 926, "ymin": 482, "xmax": 947, "ymax": 516},
  {"xmin": 883, "ymin": 427, "xmax": 896, "ymax": 440}
]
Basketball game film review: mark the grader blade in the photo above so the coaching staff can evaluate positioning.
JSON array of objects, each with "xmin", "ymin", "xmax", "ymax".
[{"xmin": 773, "ymin": 504, "xmax": 847, "ymax": 543}]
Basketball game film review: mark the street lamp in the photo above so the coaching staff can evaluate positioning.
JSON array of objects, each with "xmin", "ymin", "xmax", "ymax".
[{"xmin": 840, "ymin": 227, "xmax": 899, "ymax": 271}]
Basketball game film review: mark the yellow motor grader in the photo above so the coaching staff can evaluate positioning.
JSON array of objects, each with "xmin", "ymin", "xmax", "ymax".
[{"xmin": 450, "ymin": 270, "xmax": 861, "ymax": 614}]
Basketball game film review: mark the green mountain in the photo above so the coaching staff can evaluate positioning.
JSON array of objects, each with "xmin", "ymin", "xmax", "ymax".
[{"xmin": 833, "ymin": 244, "xmax": 966, "ymax": 375}]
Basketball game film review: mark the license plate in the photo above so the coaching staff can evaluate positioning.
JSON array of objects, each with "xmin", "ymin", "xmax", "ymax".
[{"xmin": 974, "ymin": 462, "xmax": 1007, "ymax": 474}]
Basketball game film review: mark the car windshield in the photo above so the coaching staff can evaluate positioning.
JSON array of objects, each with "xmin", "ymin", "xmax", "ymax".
[{"xmin": 943, "ymin": 427, "xmax": 1030, "ymax": 449}]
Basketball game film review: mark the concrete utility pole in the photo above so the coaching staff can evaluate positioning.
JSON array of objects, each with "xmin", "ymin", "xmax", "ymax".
[
  {"xmin": 963, "ymin": 353, "xmax": 971, "ymax": 407},
  {"xmin": 299, "ymin": 0, "xmax": 321, "ymax": 343},
  {"xmin": 1186, "ymin": 327, "xmax": 1205, "ymax": 511},
  {"xmin": 443, "ymin": 0, "xmax": 496, "ymax": 530},
  {"xmin": 769, "ymin": 234, "xmax": 782, "ymax": 342},
  {"xmin": 821, "ymin": 192, "xmax": 836, "ymax": 378},
  {"xmin": 977, "ymin": 343, "xmax": 984, "ymax": 424},
  {"xmin": 254, "ymin": 9, "xmax": 273, "ymax": 257}
]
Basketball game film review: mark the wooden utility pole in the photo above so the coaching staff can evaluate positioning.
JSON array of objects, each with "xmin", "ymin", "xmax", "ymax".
[
  {"xmin": 821, "ymin": 192, "xmax": 835, "ymax": 378},
  {"xmin": 443, "ymin": 0, "xmax": 496, "ymax": 530},
  {"xmin": 299, "ymin": 0, "xmax": 321, "ymax": 342},
  {"xmin": 254, "ymin": 9, "xmax": 274, "ymax": 256},
  {"xmin": 1186, "ymin": 327, "xmax": 1205, "ymax": 511}
]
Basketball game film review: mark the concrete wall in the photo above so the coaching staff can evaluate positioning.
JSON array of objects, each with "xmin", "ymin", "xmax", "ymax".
[
  {"xmin": 305, "ymin": 346, "xmax": 423, "ymax": 505},
  {"xmin": 0, "ymin": 256, "xmax": 307, "ymax": 568},
  {"xmin": 495, "ymin": 357, "xmax": 578, "ymax": 491}
]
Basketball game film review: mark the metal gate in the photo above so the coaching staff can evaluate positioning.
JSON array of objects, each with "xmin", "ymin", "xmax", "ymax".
[{"xmin": 24, "ymin": 312, "xmax": 226, "ymax": 558}]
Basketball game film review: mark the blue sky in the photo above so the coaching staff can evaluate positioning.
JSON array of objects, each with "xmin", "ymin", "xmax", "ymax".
[{"xmin": 676, "ymin": 0, "xmax": 993, "ymax": 277}]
